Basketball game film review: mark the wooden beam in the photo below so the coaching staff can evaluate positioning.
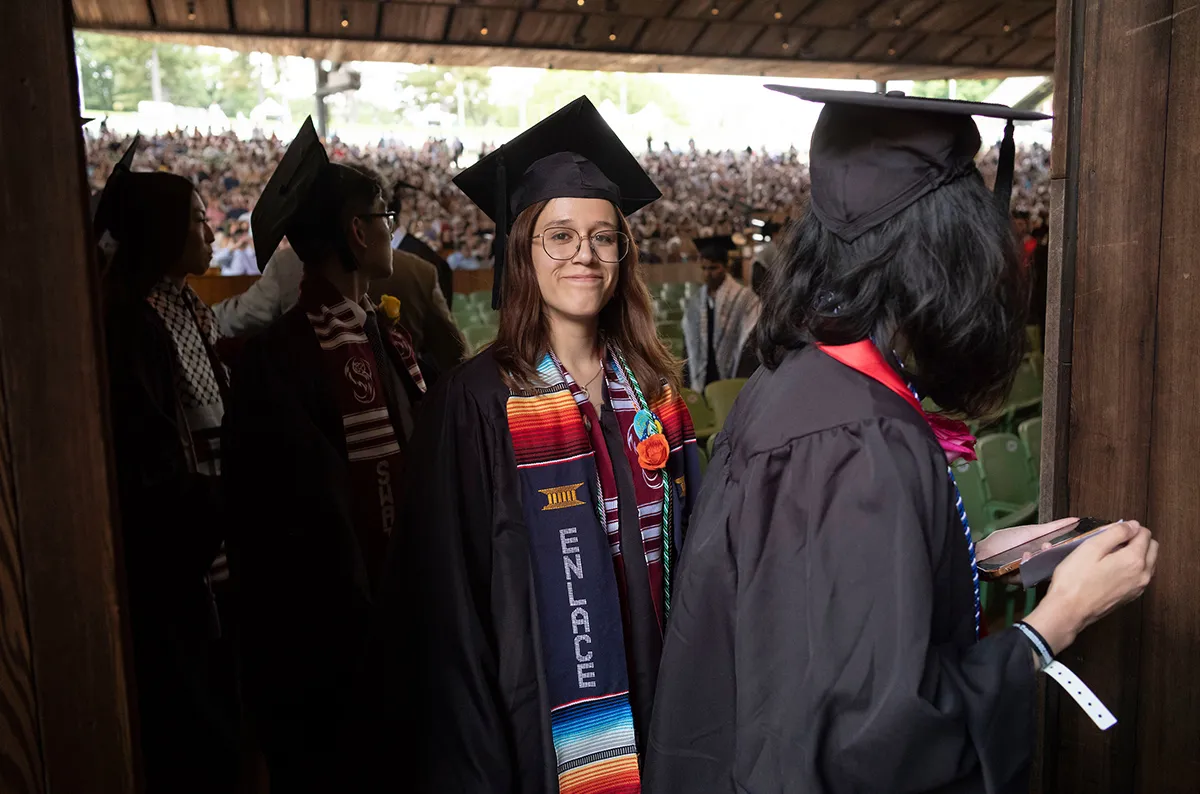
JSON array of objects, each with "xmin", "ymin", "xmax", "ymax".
[
  {"xmin": 1043, "ymin": 0, "xmax": 1174, "ymax": 791},
  {"xmin": 685, "ymin": 21, "xmax": 710, "ymax": 54},
  {"xmin": 952, "ymin": 0, "xmax": 1001, "ymax": 34},
  {"xmin": 627, "ymin": 17, "xmax": 650, "ymax": 49},
  {"xmin": 227, "ymin": 0, "xmax": 237, "ymax": 31},
  {"xmin": 442, "ymin": 5, "xmax": 455, "ymax": 41},
  {"xmin": 1138, "ymin": 3, "xmax": 1200, "ymax": 788},
  {"xmin": 375, "ymin": 0, "xmax": 384, "ymax": 37},
  {"xmin": 507, "ymin": 0, "xmax": 538, "ymax": 46},
  {"xmin": 892, "ymin": 0, "xmax": 947, "ymax": 61},
  {"xmin": 0, "ymin": 1, "xmax": 136, "ymax": 793},
  {"xmin": 984, "ymin": 34, "xmax": 1027, "ymax": 67},
  {"xmin": 146, "ymin": 0, "xmax": 157, "ymax": 26},
  {"xmin": 573, "ymin": 13, "xmax": 589, "ymax": 46},
  {"xmin": 304, "ymin": 0, "xmax": 311, "ymax": 34}
]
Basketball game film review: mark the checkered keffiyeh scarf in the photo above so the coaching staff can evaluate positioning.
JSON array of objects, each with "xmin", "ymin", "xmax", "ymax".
[
  {"xmin": 146, "ymin": 279, "xmax": 229, "ymax": 472},
  {"xmin": 147, "ymin": 278, "xmax": 231, "ymax": 581}
]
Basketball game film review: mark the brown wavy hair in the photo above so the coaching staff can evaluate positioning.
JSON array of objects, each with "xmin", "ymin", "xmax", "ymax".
[{"xmin": 492, "ymin": 199, "xmax": 680, "ymax": 403}]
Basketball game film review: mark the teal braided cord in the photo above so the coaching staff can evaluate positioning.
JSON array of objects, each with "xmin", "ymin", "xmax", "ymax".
[{"xmin": 614, "ymin": 348, "xmax": 674, "ymax": 620}]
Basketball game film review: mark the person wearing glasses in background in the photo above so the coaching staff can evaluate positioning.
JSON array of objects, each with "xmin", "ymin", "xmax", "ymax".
[
  {"xmin": 220, "ymin": 118, "xmax": 429, "ymax": 792},
  {"xmin": 362, "ymin": 97, "xmax": 702, "ymax": 793}
]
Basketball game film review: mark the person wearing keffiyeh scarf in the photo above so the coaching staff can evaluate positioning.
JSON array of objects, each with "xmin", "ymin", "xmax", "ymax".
[
  {"xmin": 221, "ymin": 127, "xmax": 429, "ymax": 792},
  {"xmin": 100, "ymin": 170, "xmax": 240, "ymax": 793}
]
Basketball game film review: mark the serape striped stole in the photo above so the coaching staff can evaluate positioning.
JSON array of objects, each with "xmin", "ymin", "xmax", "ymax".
[{"xmin": 506, "ymin": 351, "xmax": 699, "ymax": 794}]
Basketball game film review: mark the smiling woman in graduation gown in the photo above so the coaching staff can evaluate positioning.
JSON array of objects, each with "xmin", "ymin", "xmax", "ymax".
[
  {"xmin": 364, "ymin": 97, "xmax": 701, "ymax": 793},
  {"xmin": 644, "ymin": 88, "xmax": 1158, "ymax": 794}
]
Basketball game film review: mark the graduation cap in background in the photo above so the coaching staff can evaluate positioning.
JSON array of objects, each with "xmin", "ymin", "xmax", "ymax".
[
  {"xmin": 765, "ymin": 85, "xmax": 1049, "ymax": 243},
  {"xmin": 453, "ymin": 96, "xmax": 661, "ymax": 308},
  {"xmin": 252, "ymin": 116, "xmax": 329, "ymax": 271},
  {"xmin": 93, "ymin": 134, "xmax": 141, "ymax": 239},
  {"xmin": 694, "ymin": 234, "xmax": 738, "ymax": 264}
]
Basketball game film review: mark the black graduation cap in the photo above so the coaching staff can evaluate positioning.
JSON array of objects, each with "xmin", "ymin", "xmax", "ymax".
[
  {"xmin": 765, "ymin": 85, "xmax": 1050, "ymax": 242},
  {"xmin": 453, "ymin": 96, "xmax": 661, "ymax": 308},
  {"xmin": 93, "ymin": 134, "xmax": 141, "ymax": 238},
  {"xmin": 694, "ymin": 235, "xmax": 738, "ymax": 264},
  {"xmin": 80, "ymin": 115, "xmax": 94, "ymax": 126},
  {"xmin": 252, "ymin": 116, "xmax": 329, "ymax": 271}
]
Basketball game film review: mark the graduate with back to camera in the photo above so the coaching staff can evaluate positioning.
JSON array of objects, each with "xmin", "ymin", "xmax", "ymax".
[
  {"xmin": 220, "ymin": 118, "xmax": 429, "ymax": 792},
  {"xmin": 645, "ymin": 87, "xmax": 1158, "ymax": 794}
]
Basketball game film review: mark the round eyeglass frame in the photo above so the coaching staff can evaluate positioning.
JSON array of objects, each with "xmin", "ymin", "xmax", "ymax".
[{"xmin": 532, "ymin": 226, "xmax": 630, "ymax": 264}]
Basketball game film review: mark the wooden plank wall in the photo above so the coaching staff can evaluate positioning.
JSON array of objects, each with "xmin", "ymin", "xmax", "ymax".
[
  {"xmin": 1043, "ymin": 0, "xmax": 1200, "ymax": 790},
  {"xmin": 0, "ymin": 2, "xmax": 135, "ymax": 792},
  {"xmin": 1137, "ymin": 1, "xmax": 1200, "ymax": 790}
]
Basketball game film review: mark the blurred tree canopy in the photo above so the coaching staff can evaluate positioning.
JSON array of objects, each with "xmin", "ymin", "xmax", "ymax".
[
  {"xmin": 397, "ymin": 66, "xmax": 498, "ymax": 125},
  {"xmin": 75, "ymin": 32, "xmax": 261, "ymax": 114},
  {"xmin": 911, "ymin": 79, "xmax": 1002, "ymax": 102}
]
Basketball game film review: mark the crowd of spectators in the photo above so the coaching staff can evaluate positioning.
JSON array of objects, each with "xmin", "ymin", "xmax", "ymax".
[{"xmin": 85, "ymin": 127, "xmax": 1051, "ymax": 273}]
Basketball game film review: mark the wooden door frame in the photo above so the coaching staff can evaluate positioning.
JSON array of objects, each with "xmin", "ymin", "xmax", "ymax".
[{"xmin": 0, "ymin": 1, "xmax": 136, "ymax": 792}]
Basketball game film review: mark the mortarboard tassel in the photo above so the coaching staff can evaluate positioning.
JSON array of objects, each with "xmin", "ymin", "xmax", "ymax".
[
  {"xmin": 491, "ymin": 154, "xmax": 508, "ymax": 310},
  {"xmin": 994, "ymin": 119, "xmax": 1016, "ymax": 210}
]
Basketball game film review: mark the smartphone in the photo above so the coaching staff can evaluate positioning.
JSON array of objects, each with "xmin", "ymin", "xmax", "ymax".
[{"xmin": 978, "ymin": 517, "xmax": 1111, "ymax": 579}]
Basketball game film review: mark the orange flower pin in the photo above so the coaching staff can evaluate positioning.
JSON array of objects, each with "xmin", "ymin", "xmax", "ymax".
[{"xmin": 636, "ymin": 433, "xmax": 671, "ymax": 470}]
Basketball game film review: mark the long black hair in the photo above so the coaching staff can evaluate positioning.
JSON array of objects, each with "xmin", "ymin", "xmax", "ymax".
[
  {"xmin": 103, "ymin": 171, "xmax": 196, "ymax": 299},
  {"xmin": 757, "ymin": 172, "xmax": 1029, "ymax": 417}
]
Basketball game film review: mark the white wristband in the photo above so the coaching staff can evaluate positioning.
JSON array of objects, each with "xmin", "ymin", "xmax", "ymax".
[{"xmin": 1044, "ymin": 660, "xmax": 1117, "ymax": 731}]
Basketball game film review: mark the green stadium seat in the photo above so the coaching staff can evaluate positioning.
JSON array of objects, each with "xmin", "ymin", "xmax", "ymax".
[
  {"xmin": 680, "ymin": 387, "xmax": 718, "ymax": 442},
  {"xmin": 697, "ymin": 444, "xmax": 709, "ymax": 477},
  {"xmin": 706, "ymin": 432, "xmax": 718, "ymax": 459},
  {"xmin": 976, "ymin": 433, "xmax": 1038, "ymax": 507},
  {"xmin": 660, "ymin": 283, "xmax": 686, "ymax": 303},
  {"xmin": 951, "ymin": 458, "xmax": 1037, "ymax": 540},
  {"xmin": 704, "ymin": 378, "xmax": 748, "ymax": 429},
  {"xmin": 661, "ymin": 308, "xmax": 685, "ymax": 324},
  {"xmin": 466, "ymin": 289, "xmax": 493, "ymax": 308},
  {"xmin": 462, "ymin": 324, "xmax": 496, "ymax": 355},
  {"xmin": 1026, "ymin": 325, "xmax": 1043, "ymax": 354},
  {"xmin": 1019, "ymin": 417, "xmax": 1043, "ymax": 475},
  {"xmin": 656, "ymin": 320, "xmax": 683, "ymax": 341}
]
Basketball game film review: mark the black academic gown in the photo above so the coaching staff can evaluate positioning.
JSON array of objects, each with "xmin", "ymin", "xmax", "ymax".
[
  {"xmin": 105, "ymin": 292, "xmax": 240, "ymax": 793},
  {"xmin": 221, "ymin": 307, "xmax": 422, "ymax": 792},
  {"xmin": 396, "ymin": 231, "xmax": 454, "ymax": 309},
  {"xmin": 644, "ymin": 345, "xmax": 1037, "ymax": 794},
  {"xmin": 365, "ymin": 350, "xmax": 664, "ymax": 793}
]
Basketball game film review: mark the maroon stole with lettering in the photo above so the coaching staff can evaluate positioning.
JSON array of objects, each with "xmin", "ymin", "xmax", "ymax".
[{"xmin": 299, "ymin": 275, "xmax": 424, "ymax": 587}]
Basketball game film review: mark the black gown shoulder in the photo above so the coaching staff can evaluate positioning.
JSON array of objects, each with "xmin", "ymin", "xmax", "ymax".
[{"xmin": 645, "ymin": 346, "xmax": 1038, "ymax": 794}]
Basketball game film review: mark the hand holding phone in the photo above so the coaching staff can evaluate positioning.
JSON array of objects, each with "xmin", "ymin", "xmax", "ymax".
[{"xmin": 978, "ymin": 517, "xmax": 1112, "ymax": 586}]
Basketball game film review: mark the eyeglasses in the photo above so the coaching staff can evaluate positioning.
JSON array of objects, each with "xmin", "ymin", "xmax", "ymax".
[
  {"xmin": 358, "ymin": 211, "xmax": 397, "ymax": 231},
  {"xmin": 532, "ymin": 227, "xmax": 630, "ymax": 264}
]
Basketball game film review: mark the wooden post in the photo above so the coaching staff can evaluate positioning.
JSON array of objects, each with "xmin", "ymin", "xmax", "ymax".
[
  {"xmin": 1042, "ymin": 0, "xmax": 1200, "ymax": 790},
  {"xmin": 0, "ymin": 1, "xmax": 136, "ymax": 792}
]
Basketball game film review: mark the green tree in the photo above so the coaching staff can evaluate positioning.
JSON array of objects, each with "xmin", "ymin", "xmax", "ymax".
[
  {"xmin": 911, "ymin": 79, "xmax": 1002, "ymax": 102},
  {"xmin": 74, "ymin": 32, "xmax": 262, "ymax": 115},
  {"xmin": 397, "ymin": 67, "xmax": 497, "ymax": 125},
  {"xmin": 527, "ymin": 71, "xmax": 685, "ymax": 124}
]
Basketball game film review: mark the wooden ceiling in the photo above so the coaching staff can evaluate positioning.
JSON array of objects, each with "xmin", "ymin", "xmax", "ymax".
[{"xmin": 72, "ymin": 0, "xmax": 1057, "ymax": 79}]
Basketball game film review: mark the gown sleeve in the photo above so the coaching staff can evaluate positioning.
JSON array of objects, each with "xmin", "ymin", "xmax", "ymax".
[
  {"xmin": 651, "ymin": 416, "xmax": 1038, "ymax": 794},
  {"xmin": 364, "ymin": 366, "xmax": 535, "ymax": 793}
]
